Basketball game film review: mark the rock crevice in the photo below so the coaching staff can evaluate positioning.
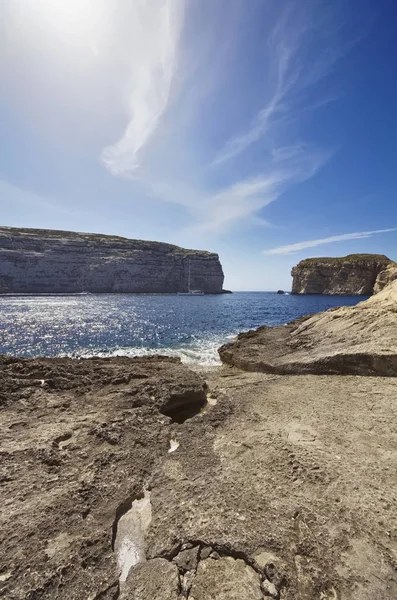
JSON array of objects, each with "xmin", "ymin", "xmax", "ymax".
[{"xmin": 121, "ymin": 539, "xmax": 286, "ymax": 600}]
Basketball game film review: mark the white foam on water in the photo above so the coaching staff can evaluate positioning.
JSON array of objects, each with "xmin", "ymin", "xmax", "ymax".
[
  {"xmin": 72, "ymin": 332, "xmax": 240, "ymax": 366},
  {"xmin": 115, "ymin": 490, "xmax": 152, "ymax": 584}
]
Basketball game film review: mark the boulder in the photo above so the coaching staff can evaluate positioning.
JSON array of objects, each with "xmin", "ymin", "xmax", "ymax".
[
  {"xmin": 121, "ymin": 559, "xmax": 180, "ymax": 600},
  {"xmin": 188, "ymin": 557, "xmax": 263, "ymax": 600},
  {"xmin": 219, "ymin": 279, "xmax": 397, "ymax": 376}
]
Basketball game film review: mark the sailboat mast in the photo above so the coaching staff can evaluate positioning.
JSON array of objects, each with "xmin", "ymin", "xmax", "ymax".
[{"xmin": 188, "ymin": 259, "xmax": 191, "ymax": 293}]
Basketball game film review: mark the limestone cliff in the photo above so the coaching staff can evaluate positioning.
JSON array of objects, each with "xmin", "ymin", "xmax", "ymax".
[
  {"xmin": 291, "ymin": 254, "xmax": 393, "ymax": 295},
  {"xmin": 373, "ymin": 263, "xmax": 397, "ymax": 294},
  {"xmin": 0, "ymin": 226, "xmax": 225, "ymax": 294}
]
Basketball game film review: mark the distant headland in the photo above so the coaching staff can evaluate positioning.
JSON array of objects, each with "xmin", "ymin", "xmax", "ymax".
[
  {"xmin": 291, "ymin": 253, "xmax": 397, "ymax": 295},
  {"xmin": 0, "ymin": 226, "xmax": 226, "ymax": 294}
]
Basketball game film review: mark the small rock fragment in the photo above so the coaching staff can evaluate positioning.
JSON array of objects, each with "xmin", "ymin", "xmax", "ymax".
[
  {"xmin": 0, "ymin": 570, "xmax": 12, "ymax": 582},
  {"xmin": 181, "ymin": 569, "xmax": 195, "ymax": 597},
  {"xmin": 207, "ymin": 395, "xmax": 218, "ymax": 406},
  {"xmin": 181, "ymin": 541, "xmax": 194, "ymax": 550},
  {"xmin": 174, "ymin": 545, "xmax": 200, "ymax": 572},
  {"xmin": 262, "ymin": 578, "xmax": 279, "ymax": 598},
  {"xmin": 253, "ymin": 550, "xmax": 286, "ymax": 589},
  {"xmin": 168, "ymin": 439, "xmax": 180, "ymax": 453},
  {"xmin": 254, "ymin": 551, "xmax": 279, "ymax": 571},
  {"xmin": 200, "ymin": 546, "xmax": 213, "ymax": 560}
]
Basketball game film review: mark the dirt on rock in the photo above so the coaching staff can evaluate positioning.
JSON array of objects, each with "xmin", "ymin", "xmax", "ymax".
[
  {"xmin": 2, "ymin": 356, "xmax": 397, "ymax": 599},
  {"xmin": 0, "ymin": 355, "xmax": 206, "ymax": 599},
  {"xmin": 144, "ymin": 368, "xmax": 397, "ymax": 600}
]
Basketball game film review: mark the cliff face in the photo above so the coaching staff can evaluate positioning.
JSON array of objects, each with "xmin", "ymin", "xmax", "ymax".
[
  {"xmin": 0, "ymin": 227, "xmax": 225, "ymax": 294},
  {"xmin": 373, "ymin": 263, "xmax": 397, "ymax": 294},
  {"xmin": 291, "ymin": 254, "xmax": 393, "ymax": 295}
]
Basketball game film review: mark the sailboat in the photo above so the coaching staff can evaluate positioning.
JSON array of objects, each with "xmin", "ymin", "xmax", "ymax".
[
  {"xmin": 77, "ymin": 265, "xmax": 92, "ymax": 295},
  {"xmin": 178, "ymin": 259, "xmax": 204, "ymax": 295}
]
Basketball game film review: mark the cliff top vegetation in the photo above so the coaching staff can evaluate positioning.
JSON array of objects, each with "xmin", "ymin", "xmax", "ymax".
[
  {"xmin": 295, "ymin": 254, "xmax": 394, "ymax": 267},
  {"xmin": 0, "ymin": 226, "xmax": 216, "ymax": 258}
]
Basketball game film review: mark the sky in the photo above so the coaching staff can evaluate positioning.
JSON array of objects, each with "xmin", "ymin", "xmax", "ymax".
[{"xmin": 1, "ymin": 0, "xmax": 397, "ymax": 290}]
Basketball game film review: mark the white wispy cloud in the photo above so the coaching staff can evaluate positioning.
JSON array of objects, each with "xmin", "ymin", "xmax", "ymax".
[
  {"xmin": 145, "ymin": 143, "xmax": 329, "ymax": 237},
  {"xmin": 99, "ymin": 1, "xmax": 348, "ymax": 237},
  {"xmin": 192, "ymin": 146, "xmax": 329, "ymax": 235},
  {"xmin": 211, "ymin": 4, "xmax": 340, "ymax": 168},
  {"xmin": 101, "ymin": 0, "xmax": 184, "ymax": 176},
  {"xmin": 263, "ymin": 228, "xmax": 397, "ymax": 255}
]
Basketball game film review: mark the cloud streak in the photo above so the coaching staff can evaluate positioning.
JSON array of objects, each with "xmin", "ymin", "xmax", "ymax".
[
  {"xmin": 146, "ymin": 143, "xmax": 329, "ymax": 236},
  {"xmin": 99, "ymin": 1, "xmax": 350, "ymax": 238},
  {"xmin": 101, "ymin": 0, "xmax": 184, "ymax": 176},
  {"xmin": 211, "ymin": 3, "xmax": 341, "ymax": 168},
  {"xmin": 192, "ymin": 146, "xmax": 329, "ymax": 235},
  {"xmin": 263, "ymin": 228, "xmax": 397, "ymax": 255}
]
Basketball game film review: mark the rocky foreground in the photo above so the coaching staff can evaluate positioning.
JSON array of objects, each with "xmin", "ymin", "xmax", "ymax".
[
  {"xmin": 3, "ymin": 284, "xmax": 397, "ymax": 599},
  {"xmin": 1, "ymin": 356, "xmax": 397, "ymax": 599}
]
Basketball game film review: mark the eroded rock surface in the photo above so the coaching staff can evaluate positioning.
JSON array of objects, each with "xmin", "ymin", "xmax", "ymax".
[
  {"xmin": 189, "ymin": 557, "xmax": 263, "ymax": 600},
  {"xmin": 121, "ymin": 558, "xmax": 180, "ymax": 600},
  {"xmin": 291, "ymin": 254, "xmax": 393, "ymax": 295},
  {"xmin": 2, "ymin": 353, "xmax": 397, "ymax": 599},
  {"xmin": 374, "ymin": 263, "xmax": 397, "ymax": 293},
  {"xmin": 0, "ymin": 226, "xmax": 225, "ymax": 294},
  {"xmin": 0, "ymin": 356, "xmax": 206, "ymax": 599},
  {"xmin": 219, "ymin": 279, "xmax": 397, "ymax": 375},
  {"xmin": 145, "ymin": 369, "xmax": 397, "ymax": 600}
]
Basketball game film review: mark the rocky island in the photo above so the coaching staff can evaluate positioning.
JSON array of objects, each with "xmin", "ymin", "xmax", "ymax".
[
  {"xmin": 0, "ymin": 226, "xmax": 225, "ymax": 294},
  {"xmin": 291, "ymin": 254, "xmax": 395, "ymax": 295}
]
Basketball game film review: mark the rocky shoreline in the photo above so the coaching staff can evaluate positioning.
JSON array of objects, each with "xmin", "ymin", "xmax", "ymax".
[
  {"xmin": 2, "ymin": 285, "xmax": 397, "ymax": 599},
  {"xmin": 219, "ymin": 279, "xmax": 397, "ymax": 376}
]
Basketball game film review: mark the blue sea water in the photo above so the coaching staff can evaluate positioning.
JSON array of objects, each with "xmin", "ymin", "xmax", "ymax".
[{"xmin": 0, "ymin": 293, "xmax": 367, "ymax": 366}]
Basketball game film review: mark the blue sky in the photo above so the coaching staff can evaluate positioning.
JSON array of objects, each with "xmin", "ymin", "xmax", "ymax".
[{"xmin": 1, "ymin": 0, "xmax": 397, "ymax": 290}]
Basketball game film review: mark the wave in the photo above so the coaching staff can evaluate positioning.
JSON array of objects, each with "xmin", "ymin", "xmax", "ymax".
[{"xmin": 70, "ymin": 333, "xmax": 238, "ymax": 366}]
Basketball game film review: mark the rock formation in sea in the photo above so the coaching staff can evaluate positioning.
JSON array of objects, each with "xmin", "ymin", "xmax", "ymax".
[
  {"xmin": 291, "ymin": 253, "xmax": 394, "ymax": 295},
  {"xmin": 0, "ymin": 226, "xmax": 225, "ymax": 294},
  {"xmin": 219, "ymin": 278, "xmax": 397, "ymax": 376}
]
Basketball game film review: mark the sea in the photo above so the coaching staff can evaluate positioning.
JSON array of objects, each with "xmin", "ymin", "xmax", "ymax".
[{"xmin": 0, "ymin": 293, "xmax": 367, "ymax": 366}]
